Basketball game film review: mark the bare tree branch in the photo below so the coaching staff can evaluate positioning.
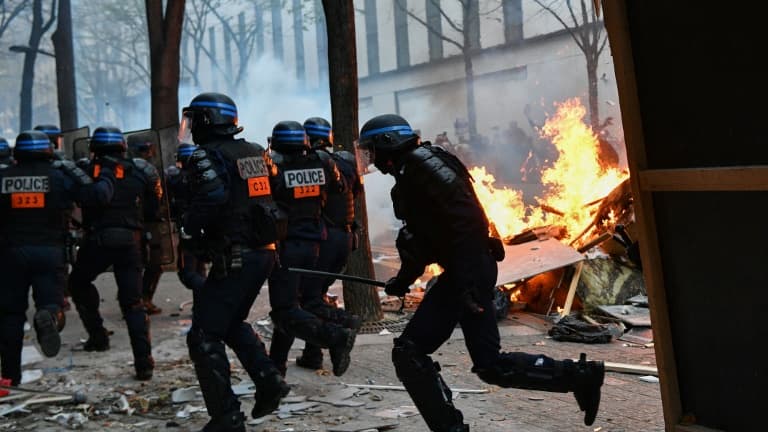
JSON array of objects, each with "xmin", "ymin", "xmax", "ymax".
[
  {"xmin": 397, "ymin": 0, "xmax": 463, "ymax": 50},
  {"xmin": 0, "ymin": 0, "xmax": 30, "ymax": 40},
  {"xmin": 533, "ymin": 0, "xmax": 585, "ymax": 52},
  {"xmin": 429, "ymin": 0, "xmax": 463, "ymax": 34}
]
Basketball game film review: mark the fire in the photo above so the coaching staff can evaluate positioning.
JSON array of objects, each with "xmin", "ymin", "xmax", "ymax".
[{"xmin": 471, "ymin": 98, "xmax": 629, "ymax": 245}]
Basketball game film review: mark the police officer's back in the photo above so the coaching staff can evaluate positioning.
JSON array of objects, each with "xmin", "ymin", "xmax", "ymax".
[
  {"xmin": 179, "ymin": 92, "xmax": 290, "ymax": 431},
  {"xmin": 0, "ymin": 130, "xmax": 112, "ymax": 385},
  {"xmin": 69, "ymin": 126, "xmax": 161, "ymax": 381},
  {"xmin": 0, "ymin": 137, "xmax": 11, "ymax": 166},
  {"xmin": 266, "ymin": 120, "xmax": 357, "ymax": 379}
]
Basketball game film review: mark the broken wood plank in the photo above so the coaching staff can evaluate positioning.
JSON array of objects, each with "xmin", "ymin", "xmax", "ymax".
[
  {"xmin": 596, "ymin": 304, "xmax": 652, "ymax": 327},
  {"xmin": 560, "ymin": 261, "xmax": 585, "ymax": 317},
  {"xmin": 344, "ymin": 383, "xmax": 488, "ymax": 394},
  {"xmin": 605, "ymin": 361, "xmax": 658, "ymax": 376},
  {"xmin": 497, "ymin": 238, "xmax": 584, "ymax": 286}
]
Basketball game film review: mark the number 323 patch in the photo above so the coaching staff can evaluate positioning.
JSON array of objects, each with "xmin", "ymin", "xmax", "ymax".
[{"xmin": 11, "ymin": 192, "xmax": 45, "ymax": 208}]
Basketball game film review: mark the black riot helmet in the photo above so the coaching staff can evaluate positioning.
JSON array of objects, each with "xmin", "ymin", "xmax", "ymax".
[
  {"xmin": 270, "ymin": 121, "xmax": 309, "ymax": 153},
  {"xmin": 0, "ymin": 137, "xmax": 10, "ymax": 161},
  {"xmin": 358, "ymin": 114, "xmax": 419, "ymax": 174},
  {"xmin": 13, "ymin": 130, "xmax": 54, "ymax": 161},
  {"xmin": 127, "ymin": 136, "xmax": 155, "ymax": 159},
  {"xmin": 303, "ymin": 117, "xmax": 333, "ymax": 149},
  {"xmin": 34, "ymin": 124, "xmax": 63, "ymax": 150},
  {"xmin": 89, "ymin": 126, "xmax": 127, "ymax": 155},
  {"xmin": 179, "ymin": 92, "xmax": 242, "ymax": 145}
]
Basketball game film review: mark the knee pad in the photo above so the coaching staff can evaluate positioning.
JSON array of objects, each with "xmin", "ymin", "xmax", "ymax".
[
  {"xmin": 392, "ymin": 337, "xmax": 437, "ymax": 381},
  {"xmin": 187, "ymin": 328, "xmax": 227, "ymax": 366}
]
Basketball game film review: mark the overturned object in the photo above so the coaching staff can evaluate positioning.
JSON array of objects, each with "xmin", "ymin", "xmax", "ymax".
[{"xmin": 548, "ymin": 315, "xmax": 613, "ymax": 344}]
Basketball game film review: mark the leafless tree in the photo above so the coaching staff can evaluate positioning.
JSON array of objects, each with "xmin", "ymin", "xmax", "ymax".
[
  {"xmin": 322, "ymin": 0, "xmax": 383, "ymax": 322},
  {"xmin": 18, "ymin": 0, "xmax": 56, "ymax": 131},
  {"xmin": 204, "ymin": 0, "xmax": 262, "ymax": 93},
  {"xmin": 0, "ymin": 0, "xmax": 29, "ymax": 41},
  {"xmin": 533, "ymin": 0, "xmax": 608, "ymax": 131}
]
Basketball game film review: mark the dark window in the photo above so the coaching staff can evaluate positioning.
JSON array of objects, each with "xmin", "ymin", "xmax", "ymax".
[
  {"xmin": 426, "ymin": 0, "xmax": 443, "ymax": 61},
  {"xmin": 502, "ymin": 0, "xmax": 523, "ymax": 43},
  {"xmin": 365, "ymin": 0, "xmax": 380, "ymax": 74},
  {"xmin": 394, "ymin": 0, "xmax": 410, "ymax": 68}
]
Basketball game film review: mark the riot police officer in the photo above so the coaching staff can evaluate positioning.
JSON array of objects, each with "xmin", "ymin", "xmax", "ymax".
[
  {"xmin": 166, "ymin": 143, "xmax": 206, "ymax": 291},
  {"xmin": 358, "ymin": 114, "xmax": 605, "ymax": 431},
  {"xmin": 267, "ymin": 120, "xmax": 357, "ymax": 377},
  {"xmin": 128, "ymin": 139, "xmax": 164, "ymax": 315},
  {"xmin": 69, "ymin": 126, "xmax": 162, "ymax": 381},
  {"xmin": 33, "ymin": 124, "xmax": 66, "ymax": 160},
  {"xmin": 0, "ymin": 130, "xmax": 113, "ymax": 385},
  {"xmin": 293, "ymin": 117, "xmax": 362, "ymax": 370},
  {"xmin": 179, "ymin": 93, "xmax": 289, "ymax": 431},
  {"xmin": 0, "ymin": 137, "xmax": 11, "ymax": 166}
]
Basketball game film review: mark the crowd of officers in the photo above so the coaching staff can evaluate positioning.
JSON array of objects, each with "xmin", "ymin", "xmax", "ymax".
[{"xmin": 0, "ymin": 91, "xmax": 605, "ymax": 432}]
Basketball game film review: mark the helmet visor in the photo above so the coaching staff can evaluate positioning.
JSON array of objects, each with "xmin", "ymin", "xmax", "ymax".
[
  {"xmin": 353, "ymin": 139, "xmax": 373, "ymax": 174},
  {"xmin": 178, "ymin": 112, "xmax": 195, "ymax": 145}
]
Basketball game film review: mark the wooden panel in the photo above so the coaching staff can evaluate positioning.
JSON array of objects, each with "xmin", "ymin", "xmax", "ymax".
[
  {"xmin": 496, "ymin": 238, "xmax": 583, "ymax": 286},
  {"xmin": 639, "ymin": 166, "xmax": 768, "ymax": 191}
]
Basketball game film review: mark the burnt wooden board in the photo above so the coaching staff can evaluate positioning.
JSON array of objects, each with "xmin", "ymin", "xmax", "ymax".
[
  {"xmin": 496, "ymin": 238, "xmax": 584, "ymax": 286},
  {"xmin": 596, "ymin": 305, "xmax": 652, "ymax": 327}
]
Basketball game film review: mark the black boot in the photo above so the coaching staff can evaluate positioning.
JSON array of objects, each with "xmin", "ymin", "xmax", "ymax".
[
  {"xmin": 83, "ymin": 327, "xmax": 110, "ymax": 352},
  {"xmin": 571, "ymin": 353, "xmax": 604, "ymax": 426},
  {"xmin": 135, "ymin": 356, "xmax": 155, "ymax": 381},
  {"xmin": 251, "ymin": 370, "xmax": 290, "ymax": 419},
  {"xmin": 200, "ymin": 410, "xmax": 245, "ymax": 432},
  {"xmin": 329, "ymin": 327, "xmax": 357, "ymax": 377},
  {"xmin": 33, "ymin": 309, "xmax": 61, "ymax": 358},
  {"xmin": 473, "ymin": 352, "xmax": 604, "ymax": 426},
  {"xmin": 296, "ymin": 344, "xmax": 323, "ymax": 370}
]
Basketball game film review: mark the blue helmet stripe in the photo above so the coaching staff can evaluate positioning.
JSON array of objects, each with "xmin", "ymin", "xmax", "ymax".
[
  {"xmin": 178, "ymin": 147, "xmax": 196, "ymax": 156},
  {"xmin": 273, "ymin": 130, "xmax": 306, "ymax": 136},
  {"xmin": 190, "ymin": 101, "xmax": 238, "ymax": 113},
  {"xmin": 16, "ymin": 139, "xmax": 52, "ymax": 147},
  {"xmin": 360, "ymin": 125, "xmax": 413, "ymax": 138},
  {"xmin": 305, "ymin": 124, "xmax": 331, "ymax": 132},
  {"xmin": 38, "ymin": 129, "xmax": 61, "ymax": 134},
  {"xmin": 274, "ymin": 136, "xmax": 307, "ymax": 142},
  {"xmin": 93, "ymin": 132, "xmax": 124, "ymax": 139}
]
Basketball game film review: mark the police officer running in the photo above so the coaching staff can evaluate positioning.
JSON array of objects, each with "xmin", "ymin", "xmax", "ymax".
[
  {"xmin": 69, "ymin": 126, "xmax": 162, "ymax": 381},
  {"xmin": 179, "ymin": 93, "xmax": 290, "ymax": 431},
  {"xmin": 0, "ymin": 130, "xmax": 114, "ymax": 385},
  {"xmin": 292, "ymin": 117, "xmax": 362, "ymax": 371},
  {"xmin": 266, "ymin": 120, "xmax": 357, "ymax": 377},
  {"xmin": 128, "ymin": 139, "xmax": 164, "ymax": 315},
  {"xmin": 165, "ymin": 143, "xmax": 207, "ymax": 291},
  {"xmin": 358, "ymin": 114, "xmax": 605, "ymax": 431}
]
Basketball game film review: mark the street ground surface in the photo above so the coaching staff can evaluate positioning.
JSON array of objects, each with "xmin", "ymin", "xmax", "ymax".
[{"xmin": 1, "ymin": 273, "xmax": 664, "ymax": 431}]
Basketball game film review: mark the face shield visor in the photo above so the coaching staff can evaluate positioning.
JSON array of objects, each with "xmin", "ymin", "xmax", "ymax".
[
  {"xmin": 178, "ymin": 111, "xmax": 196, "ymax": 145},
  {"xmin": 353, "ymin": 139, "xmax": 374, "ymax": 174}
]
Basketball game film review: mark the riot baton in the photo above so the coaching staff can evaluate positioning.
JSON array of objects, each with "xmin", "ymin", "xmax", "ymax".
[{"xmin": 286, "ymin": 267, "xmax": 386, "ymax": 287}]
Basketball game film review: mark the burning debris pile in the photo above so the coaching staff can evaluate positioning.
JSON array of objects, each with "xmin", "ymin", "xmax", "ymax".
[{"xmin": 384, "ymin": 99, "xmax": 646, "ymax": 337}]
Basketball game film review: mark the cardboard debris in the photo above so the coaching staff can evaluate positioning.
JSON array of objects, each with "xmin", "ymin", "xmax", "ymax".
[
  {"xmin": 21, "ymin": 346, "xmax": 43, "ymax": 367},
  {"xmin": 596, "ymin": 304, "xmax": 652, "ymax": 327},
  {"xmin": 497, "ymin": 238, "xmax": 584, "ymax": 286}
]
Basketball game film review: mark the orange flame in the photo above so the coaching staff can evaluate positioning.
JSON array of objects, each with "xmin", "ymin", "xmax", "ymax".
[{"xmin": 471, "ymin": 98, "xmax": 629, "ymax": 245}]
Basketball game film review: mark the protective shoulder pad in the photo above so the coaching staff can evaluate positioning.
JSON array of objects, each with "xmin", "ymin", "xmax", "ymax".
[
  {"xmin": 164, "ymin": 165, "xmax": 180, "ymax": 178},
  {"xmin": 404, "ymin": 145, "xmax": 457, "ymax": 186},
  {"xmin": 54, "ymin": 159, "xmax": 93, "ymax": 185},
  {"xmin": 188, "ymin": 148, "xmax": 222, "ymax": 190},
  {"xmin": 316, "ymin": 149, "xmax": 332, "ymax": 163},
  {"xmin": 133, "ymin": 158, "xmax": 160, "ymax": 182}
]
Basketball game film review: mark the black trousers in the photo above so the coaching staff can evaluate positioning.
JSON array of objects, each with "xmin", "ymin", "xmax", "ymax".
[
  {"xmin": 69, "ymin": 238, "xmax": 151, "ymax": 361},
  {"xmin": 0, "ymin": 245, "xmax": 65, "ymax": 384}
]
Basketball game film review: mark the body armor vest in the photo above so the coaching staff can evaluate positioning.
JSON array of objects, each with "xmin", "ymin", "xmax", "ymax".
[
  {"xmin": 322, "ymin": 151, "xmax": 356, "ymax": 228},
  {"xmin": 0, "ymin": 161, "xmax": 73, "ymax": 245},
  {"xmin": 206, "ymin": 139, "xmax": 281, "ymax": 247},
  {"xmin": 273, "ymin": 151, "xmax": 327, "ymax": 230},
  {"xmin": 83, "ymin": 157, "xmax": 148, "ymax": 231}
]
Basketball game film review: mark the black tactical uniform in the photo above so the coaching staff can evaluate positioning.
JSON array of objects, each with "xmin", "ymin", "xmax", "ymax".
[
  {"xmin": 127, "ymin": 139, "xmax": 164, "ymax": 315},
  {"xmin": 69, "ymin": 126, "xmax": 162, "ymax": 381},
  {"xmin": 294, "ymin": 117, "xmax": 362, "ymax": 370},
  {"xmin": 166, "ymin": 143, "xmax": 206, "ymax": 291},
  {"xmin": 0, "ymin": 130, "xmax": 113, "ymax": 385},
  {"xmin": 266, "ymin": 120, "xmax": 358, "ymax": 378},
  {"xmin": 358, "ymin": 114, "xmax": 605, "ymax": 431},
  {"xmin": 179, "ymin": 93, "xmax": 289, "ymax": 432}
]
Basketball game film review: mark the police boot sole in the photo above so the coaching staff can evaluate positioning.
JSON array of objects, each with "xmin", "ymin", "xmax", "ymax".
[
  {"xmin": 34, "ymin": 310, "xmax": 61, "ymax": 358},
  {"xmin": 251, "ymin": 382, "xmax": 290, "ymax": 419},
  {"xmin": 330, "ymin": 330, "xmax": 357, "ymax": 377}
]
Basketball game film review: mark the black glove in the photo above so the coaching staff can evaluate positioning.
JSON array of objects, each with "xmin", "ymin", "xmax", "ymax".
[
  {"xmin": 385, "ymin": 277, "xmax": 411, "ymax": 297},
  {"xmin": 460, "ymin": 285, "xmax": 486, "ymax": 315}
]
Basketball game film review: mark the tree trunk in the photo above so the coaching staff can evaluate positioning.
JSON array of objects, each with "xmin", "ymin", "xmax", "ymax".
[
  {"xmin": 52, "ymin": 0, "xmax": 77, "ymax": 131},
  {"xmin": 322, "ymin": 0, "xmax": 383, "ymax": 323},
  {"xmin": 463, "ymin": 51, "xmax": 478, "ymax": 146},
  {"xmin": 146, "ymin": 0, "xmax": 185, "ymax": 130},
  {"xmin": 586, "ymin": 57, "xmax": 600, "ymax": 131},
  {"xmin": 19, "ymin": 0, "xmax": 49, "ymax": 132}
]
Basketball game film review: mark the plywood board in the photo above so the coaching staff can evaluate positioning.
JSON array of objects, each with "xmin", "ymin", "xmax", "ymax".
[
  {"xmin": 596, "ymin": 305, "xmax": 652, "ymax": 327},
  {"xmin": 496, "ymin": 238, "xmax": 584, "ymax": 286}
]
